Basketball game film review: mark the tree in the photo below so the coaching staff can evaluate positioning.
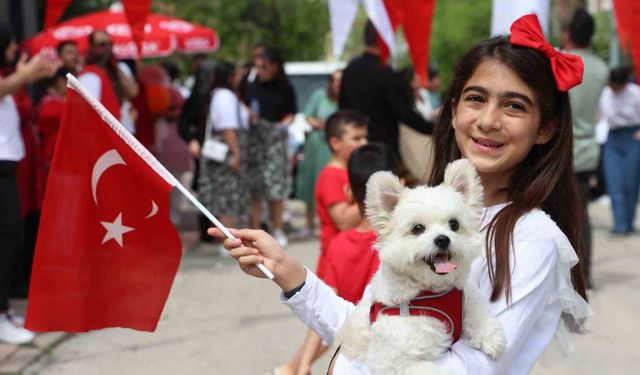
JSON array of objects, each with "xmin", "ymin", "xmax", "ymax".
[
  {"xmin": 153, "ymin": 0, "xmax": 329, "ymax": 63},
  {"xmin": 429, "ymin": 0, "xmax": 492, "ymax": 91}
]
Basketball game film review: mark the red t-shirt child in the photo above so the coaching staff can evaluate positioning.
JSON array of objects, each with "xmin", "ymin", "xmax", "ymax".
[
  {"xmin": 324, "ymin": 229, "xmax": 379, "ymax": 303},
  {"xmin": 314, "ymin": 165, "xmax": 349, "ymax": 280},
  {"xmin": 38, "ymin": 95, "xmax": 65, "ymax": 164}
]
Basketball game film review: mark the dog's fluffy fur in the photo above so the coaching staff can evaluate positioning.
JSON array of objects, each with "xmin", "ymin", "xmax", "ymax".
[{"xmin": 336, "ymin": 159, "xmax": 505, "ymax": 374}]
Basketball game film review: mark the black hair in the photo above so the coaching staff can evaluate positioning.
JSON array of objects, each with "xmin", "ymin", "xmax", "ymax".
[
  {"xmin": 428, "ymin": 65, "xmax": 439, "ymax": 79},
  {"xmin": 211, "ymin": 60, "xmax": 236, "ymax": 91},
  {"xmin": 43, "ymin": 66, "xmax": 73, "ymax": 88},
  {"xmin": 364, "ymin": 20, "xmax": 377, "ymax": 47},
  {"xmin": 609, "ymin": 66, "xmax": 629, "ymax": 85},
  {"xmin": 348, "ymin": 143, "xmax": 398, "ymax": 206},
  {"xmin": 161, "ymin": 61, "xmax": 180, "ymax": 81},
  {"xmin": 569, "ymin": 8, "xmax": 595, "ymax": 47},
  {"xmin": 88, "ymin": 30, "xmax": 109, "ymax": 46},
  {"xmin": 325, "ymin": 109, "xmax": 369, "ymax": 151},
  {"xmin": 56, "ymin": 40, "xmax": 77, "ymax": 56}
]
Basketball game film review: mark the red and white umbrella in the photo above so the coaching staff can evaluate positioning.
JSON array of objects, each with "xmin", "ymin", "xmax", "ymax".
[{"xmin": 24, "ymin": 9, "xmax": 219, "ymax": 59}]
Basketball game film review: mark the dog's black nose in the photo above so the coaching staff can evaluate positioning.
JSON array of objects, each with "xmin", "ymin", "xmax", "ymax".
[{"xmin": 434, "ymin": 235, "xmax": 450, "ymax": 249}]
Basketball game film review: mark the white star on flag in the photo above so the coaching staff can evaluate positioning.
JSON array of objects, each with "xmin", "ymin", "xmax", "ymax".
[{"xmin": 101, "ymin": 213, "xmax": 134, "ymax": 247}]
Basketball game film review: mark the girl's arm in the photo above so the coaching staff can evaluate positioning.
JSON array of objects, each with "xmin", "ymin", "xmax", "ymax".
[
  {"xmin": 209, "ymin": 228, "xmax": 307, "ymax": 292},
  {"xmin": 209, "ymin": 228, "xmax": 356, "ymax": 344},
  {"xmin": 0, "ymin": 54, "xmax": 59, "ymax": 100}
]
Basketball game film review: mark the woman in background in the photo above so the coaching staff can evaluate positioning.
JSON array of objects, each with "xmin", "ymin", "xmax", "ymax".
[
  {"xmin": 294, "ymin": 69, "xmax": 342, "ymax": 238},
  {"xmin": 245, "ymin": 48, "xmax": 297, "ymax": 247}
]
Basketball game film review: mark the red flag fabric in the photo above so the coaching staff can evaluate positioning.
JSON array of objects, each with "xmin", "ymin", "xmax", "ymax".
[
  {"xmin": 613, "ymin": 0, "xmax": 640, "ymax": 83},
  {"xmin": 375, "ymin": 0, "xmax": 436, "ymax": 85},
  {"xmin": 402, "ymin": 0, "xmax": 435, "ymax": 86},
  {"xmin": 44, "ymin": 0, "xmax": 72, "ymax": 29},
  {"xmin": 122, "ymin": 0, "xmax": 152, "ymax": 60},
  {"xmin": 25, "ymin": 77, "xmax": 182, "ymax": 332}
]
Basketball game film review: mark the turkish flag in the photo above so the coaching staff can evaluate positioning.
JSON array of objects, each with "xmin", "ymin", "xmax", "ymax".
[{"xmin": 25, "ymin": 80, "xmax": 182, "ymax": 332}]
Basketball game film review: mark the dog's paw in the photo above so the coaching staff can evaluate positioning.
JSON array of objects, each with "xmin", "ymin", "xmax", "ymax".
[{"xmin": 467, "ymin": 319, "xmax": 506, "ymax": 360}]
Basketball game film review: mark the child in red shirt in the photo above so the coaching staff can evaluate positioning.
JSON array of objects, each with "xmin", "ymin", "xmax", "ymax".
[
  {"xmin": 323, "ymin": 143, "xmax": 399, "ymax": 303},
  {"xmin": 314, "ymin": 110, "xmax": 368, "ymax": 280},
  {"xmin": 277, "ymin": 110, "xmax": 367, "ymax": 375}
]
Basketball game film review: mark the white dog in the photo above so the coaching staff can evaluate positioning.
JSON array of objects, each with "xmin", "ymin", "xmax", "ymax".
[{"xmin": 336, "ymin": 159, "xmax": 505, "ymax": 374}]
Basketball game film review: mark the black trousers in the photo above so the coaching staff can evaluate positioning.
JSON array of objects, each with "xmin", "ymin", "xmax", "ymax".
[
  {"xmin": 0, "ymin": 161, "xmax": 21, "ymax": 311},
  {"xmin": 576, "ymin": 171, "xmax": 593, "ymax": 286}
]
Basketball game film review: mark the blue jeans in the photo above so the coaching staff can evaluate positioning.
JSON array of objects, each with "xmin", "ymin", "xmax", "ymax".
[{"xmin": 603, "ymin": 126, "xmax": 640, "ymax": 233}]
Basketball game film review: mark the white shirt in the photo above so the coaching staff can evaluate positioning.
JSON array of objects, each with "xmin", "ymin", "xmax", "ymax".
[
  {"xmin": 282, "ymin": 204, "xmax": 591, "ymax": 375},
  {"xmin": 117, "ymin": 62, "xmax": 135, "ymax": 133},
  {"xmin": 208, "ymin": 88, "xmax": 248, "ymax": 132},
  {"xmin": 599, "ymin": 83, "xmax": 640, "ymax": 129},
  {"xmin": 0, "ymin": 91, "xmax": 24, "ymax": 161},
  {"xmin": 78, "ymin": 71, "xmax": 102, "ymax": 101}
]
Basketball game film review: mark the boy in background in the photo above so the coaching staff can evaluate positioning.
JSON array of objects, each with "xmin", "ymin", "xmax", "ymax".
[{"xmin": 314, "ymin": 109, "xmax": 368, "ymax": 281}]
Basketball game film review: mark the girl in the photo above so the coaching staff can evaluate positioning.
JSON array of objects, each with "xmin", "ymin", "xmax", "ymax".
[
  {"xmin": 198, "ymin": 61, "xmax": 250, "ymax": 230},
  {"xmin": 211, "ymin": 14, "xmax": 590, "ymax": 374},
  {"xmin": 244, "ymin": 48, "xmax": 297, "ymax": 247}
]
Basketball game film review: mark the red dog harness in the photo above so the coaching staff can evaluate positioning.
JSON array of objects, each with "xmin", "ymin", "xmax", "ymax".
[{"xmin": 369, "ymin": 288, "xmax": 464, "ymax": 344}]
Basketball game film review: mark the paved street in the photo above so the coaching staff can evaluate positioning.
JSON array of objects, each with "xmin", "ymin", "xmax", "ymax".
[{"xmin": 2, "ymin": 200, "xmax": 640, "ymax": 374}]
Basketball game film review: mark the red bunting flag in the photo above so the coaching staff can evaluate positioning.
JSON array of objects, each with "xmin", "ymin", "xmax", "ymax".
[
  {"xmin": 122, "ymin": 0, "xmax": 152, "ymax": 59},
  {"xmin": 25, "ymin": 75, "xmax": 182, "ymax": 332},
  {"xmin": 43, "ymin": 0, "xmax": 72, "ymax": 29}
]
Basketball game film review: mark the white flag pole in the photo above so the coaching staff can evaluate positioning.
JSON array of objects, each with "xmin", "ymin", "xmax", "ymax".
[{"xmin": 66, "ymin": 73, "xmax": 274, "ymax": 280}]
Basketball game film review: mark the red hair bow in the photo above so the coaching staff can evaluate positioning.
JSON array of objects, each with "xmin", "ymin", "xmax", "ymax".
[{"xmin": 510, "ymin": 14, "xmax": 584, "ymax": 92}]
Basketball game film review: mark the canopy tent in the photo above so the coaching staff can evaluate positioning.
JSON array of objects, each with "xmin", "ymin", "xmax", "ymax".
[{"xmin": 24, "ymin": 9, "xmax": 219, "ymax": 59}]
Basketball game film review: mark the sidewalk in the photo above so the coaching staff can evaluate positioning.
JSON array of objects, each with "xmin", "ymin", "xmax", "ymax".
[{"xmin": 2, "ymin": 200, "xmax": 639, "ymax": 374}]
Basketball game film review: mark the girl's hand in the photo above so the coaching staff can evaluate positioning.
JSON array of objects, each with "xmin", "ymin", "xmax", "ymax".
[
  {"xmin": 16, "ymin": 53, "xmax": 61, "ymax": 84},
  {"xmin": 634, "ymin": 130, "xmax": 640, "ymax": 141},
  {"xmin": 228, "ymin": 153, "xmax": 241, "ymax": 172},
  {"xmin": 208, "ymin": 228, "xmax": 307, "ymax": 293},
  {"xmin": 188, "ymin": 139, "xmax": 201, "ymax": 159}
]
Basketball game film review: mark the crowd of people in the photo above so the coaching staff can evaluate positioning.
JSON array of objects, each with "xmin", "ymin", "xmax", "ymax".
[{"xmin": 0, "ymin": 8, "xmax": 639, "ymax": 375}]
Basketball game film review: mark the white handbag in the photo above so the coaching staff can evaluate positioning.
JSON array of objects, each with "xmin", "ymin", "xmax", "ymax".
[
  {"xmin": 201, "ymin": 138, "xmax": 229, "ymax": 162},
  {"xmin": 201, "ymin": 89, "xmax": 229, "ymax": 162}
]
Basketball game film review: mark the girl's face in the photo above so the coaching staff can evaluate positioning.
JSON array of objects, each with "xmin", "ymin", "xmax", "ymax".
[
  {"xmin": 256, "ymin": 58, "xmax": 278, "ymax": 82},
  {"xmin": 452, "ymin": 60, "xmax": 552, "ymax": 188},
  {"xmin": 4, "ymin": 39, "xmax": 18, "ymax": 64}
]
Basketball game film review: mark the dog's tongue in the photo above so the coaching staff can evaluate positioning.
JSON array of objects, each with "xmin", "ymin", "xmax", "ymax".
[{"xmin": 434, "ymin": 254, "xmax": 457, "ymax": 274}]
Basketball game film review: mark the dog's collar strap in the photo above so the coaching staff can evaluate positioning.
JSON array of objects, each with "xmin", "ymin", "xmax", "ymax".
[{"xmin": 369, "ymin": 288, "xmax": 464, "ymax": 344}]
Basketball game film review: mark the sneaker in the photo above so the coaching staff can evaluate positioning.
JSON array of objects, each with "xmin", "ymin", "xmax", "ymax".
[
  {"xmin": 274, "ymin": 230, "xmax": 289, "ymax": 247},
  {"xmin": 0, "ymin": 312, "xmax": 35, "ymax": 344},
  {"xmin": 6, "ymin": 310, "xmax": 25, "ymax": 326}
]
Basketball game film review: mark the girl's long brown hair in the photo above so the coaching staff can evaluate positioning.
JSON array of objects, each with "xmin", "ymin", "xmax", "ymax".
[{"xmin": 428, "ymin": 36, "xmax": 587, "ymax": 303}]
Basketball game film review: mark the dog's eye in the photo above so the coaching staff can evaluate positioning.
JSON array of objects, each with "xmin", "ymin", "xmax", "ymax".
[
  {"xmin": 410, "ymin": 224, "xmax": 425, "ymax": 235},
  {"xmin": 449, "ymin": 219, "xmax": 459, "ymax": 232}
]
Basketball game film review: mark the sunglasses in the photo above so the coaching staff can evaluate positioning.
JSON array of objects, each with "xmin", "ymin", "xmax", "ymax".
[{"xmin": 94, "ymin": 41, "xmax": 113, "ymax": 48}]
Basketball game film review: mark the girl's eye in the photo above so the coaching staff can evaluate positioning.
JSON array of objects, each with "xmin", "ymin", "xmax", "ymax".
[
  {"xmin": 410, "ymin": 224, "xmax": 425, "ymax": 235},
  {"xmin": 449, "ymin": 219, "xmax": 459, "ymax": 232},
  {"xmin": 506, "ymin": 102, "xmax": 525, "ymax": 111},
  {"xmin": 465, "ymin": 95, "xmax": 484, "ymax": 103}
]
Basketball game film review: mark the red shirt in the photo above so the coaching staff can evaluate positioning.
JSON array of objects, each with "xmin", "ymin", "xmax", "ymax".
[
  {"xmin": 38, "ymin": 95, "xmax": 65, "ymax": 162},
  {"xmin": 324, "ymin": 229, "xmax": 379, "ymax": 303},
  {"xmin": 314, "ymin": 165, "xmax": 349, "ymax": 278}
]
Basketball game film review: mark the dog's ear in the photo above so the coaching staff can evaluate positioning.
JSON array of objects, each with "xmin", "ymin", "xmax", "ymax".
[
  {"xmin": 443, "ymin": 159, "xmax": 484, "ymax": 213},
  {"xmin": 365, "ymin": 171, "xmax": 404, "ymax": 235}
]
